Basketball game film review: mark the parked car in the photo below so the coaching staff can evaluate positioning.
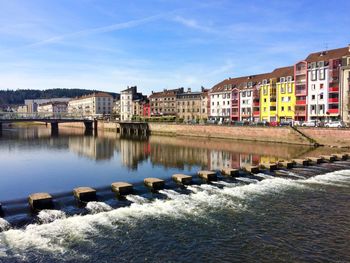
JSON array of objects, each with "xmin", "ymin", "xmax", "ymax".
[
  {"xmin": 269, "ymin": 121, "xmax": 279, "ymax": 127},
  {"xmin": 279, "ymin": 121, "xmax": 292, "ymax": 126},
  {"xmin": 293, "ymin": 121, "xmax": 302, "ymax": 126},
  {"xmin": 301, "ymin": 120, "xmax": 319, "ymax": 127},
  {"xmin": 325, "ymin": 121, "xmax": 346, "ymax": 128}
]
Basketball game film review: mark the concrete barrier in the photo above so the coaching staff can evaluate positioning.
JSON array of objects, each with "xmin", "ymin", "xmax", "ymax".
[
  {"xmin": 221, "ymin": 168, "xmax": 239, "ymax": 177},
  {"xmin": 259, "ymin": 163, "xmax": 278, "ymax": 171},
  {"xmin": 307, "ymin": 157, "xmax": 323, "ymax": 164},
  {"xmin": 320, "ymin": 155, "xmax": 336, "ymax": 162},
  {"xmin": 292, "ymin": 159, "xmax": 310, "ymax": 166},
  {"xmin": 332, "ymin": 153, "xmax": 347, "ymax": 160},
  {"xmin": 172, "ymin": 174, "xmax": 192, "ymax": 184},
  {"xmin": 197, "ymin": 170, "xmax": 217, "ymax": 181},
  {"xmin": 73, "ymin": 187, "xmax": 97, "ymax": 202},
  {"xmin": 144, "ymin": 178, "xmax": 165, "ymax": 190},
  {"xmin": 111, "ymin": 182, "xmax": 133, "ymax": 195},
  {"xmin": 242, "ymin": 165, "xmax": 260, "ymax": 174},
  {"xmin": 28, "ymin": 193, "xmax": 53, "ymax": 210},
  {"xmin": 278, "ymin": 160, "xmax": 294, "ymax": 169}
]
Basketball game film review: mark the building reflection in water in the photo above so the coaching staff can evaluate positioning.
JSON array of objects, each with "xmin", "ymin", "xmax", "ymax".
[{"xmin": 1, "ymin": 125, "xmax": 328, "ymax": 170}]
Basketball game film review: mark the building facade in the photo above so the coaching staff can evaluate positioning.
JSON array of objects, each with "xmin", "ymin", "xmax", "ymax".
[
  {"xmin": 120, "ymin": 86, "xmax": 147, "ymax": 121},
  {"xmin": 340, "ymin": 48, "xmax": 350, "ymax": 123},
  {"xmin": 68, "ymin": 92, "xmax": 113, "ymax": 117},
  {"xmin": 37, "ymin": 102, "xmax": 68, "ymax": 114},
  {"xmin": 149, "ymin": 88, "xmax": 183, "ymax": 117},
  {"xmin": 176, "ymin": 88, "xmax": 208, "ymax": 122},
  {"xmin": 209, "ymin": 82, "xmax": 232, "ymax": 123}
]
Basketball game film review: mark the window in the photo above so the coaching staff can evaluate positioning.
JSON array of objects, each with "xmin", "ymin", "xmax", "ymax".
[
  {"xmin": 320, "ymin": 83, "xmax": 324, "ymax": 89},
  {"xmin": 311, "ymin": 84, "xmax": 316, "ymax": 90},
  {"xmin": 311, "ymin": 70, "xmax": 317, "ymax": 81},
  {"xmin": 288, "ymin": 86, "xmax": 293, "ymax": 93},
  {"xmin": 247, "ymin": 91, "xmax": 251, "ymax": 97},
  {"xmin": 320, "ymin": 94, "xmax": 324, "ymax": 100},
  {"xmin": 281, "ymin": 106, "xmax": 285, "ymax": 112},
  {"xmin": 319, "ymin": 69, "xmax": 325, "ymax": 80},
  {"xmin": 287, "ymin": 76, "xmax": 292, "ymax": 82},
  {"xmin": 312, "ymin": 95, "xmax": 315, "ymax": 100},
  {"xmin": 262, "ymin": 79, "xmax": 267, "ymax": 85},
  {"xmin": 242, "ymin": 92, "xmax": 246, "ymax": 97},
  {"xmin": 280, "ymin": 77, "xmax": 286, "ymax": 83},
  {"xmin": 281, "ymin": 87, "xmax": 285, "ymax": 94},
  {"xmin": 264, "ymin": 98, "xmax": 267, "ymax": 103},
  {"xmin": 288, "ymin": 106, "xmax": 291, "ymax": 111}
]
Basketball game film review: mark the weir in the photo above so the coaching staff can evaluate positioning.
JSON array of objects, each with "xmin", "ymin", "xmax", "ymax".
[{"xmin": 1, "ymin": 155, "xmax": 350, "ymax": 231}]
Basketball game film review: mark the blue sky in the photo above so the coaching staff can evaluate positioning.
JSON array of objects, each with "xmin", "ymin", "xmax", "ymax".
[{"xmin": 0, "ymin": 0, "xmax": 349, "ymax": 94}]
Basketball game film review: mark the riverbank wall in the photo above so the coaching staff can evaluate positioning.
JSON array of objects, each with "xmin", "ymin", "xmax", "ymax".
[{"xmin": 58, "ymin": 121, "xmax": 350, "ymax": 148}]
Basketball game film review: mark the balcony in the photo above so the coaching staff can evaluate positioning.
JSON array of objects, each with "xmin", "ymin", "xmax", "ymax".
[
  {"xmin": 296, "ymin": 89, "xmax": 307, "ymax": 96},
  {"xmin": 232, "ymin": 100, "xmax": 239, "ymax": 106},
  {"xmin": 329, "ymin": 86, "xmax": 339, "ymax": 92},
  {"xmin": 296, "ymin": 100, "xmax": 306, "ymax": 105},
  {"xmin": 253, "ymin": 101, "xmax": 260, "ymax": 106},
  {"xmin": 295, "ymin": 69, "xmax": 306, "ymax": 75},
  {"xmin": 232, "ymin": 112, "xmax": 239, "ymax": 116},
  {"xmin": 328, "ymin": 109, "xmax": 339, "ymax": 114},
  {"xmin": 328, "ymin": 98, "xmax": 339, "ymax": 103},
  {"xmin": 295, "ymin": 110, "xmax": 306, "ymax": 115},
  {"xmin": 253, "ymin": 111, "xmax": 260, "ymax": 116}
]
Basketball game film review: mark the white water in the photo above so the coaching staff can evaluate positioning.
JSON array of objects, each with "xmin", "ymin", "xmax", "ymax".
[
  {"xmin": 86, "ymin": 202, "xmax": 112, "ymax": 214},
  {"xmin": 38, "ymin": 210, "xmax": 66, "ymax": 224},
  {"xmin": 254, "ymin": 173, "xmax": 274, "ymax": 179},
  {"xmin": 0, "ymin": 170, "xmax": 349, "ymax": 260},
  {"xmin": 0, "ymin": 219, "xmax": 10, "ymax": 232},
  {"xmin": 235, "ymin": 177, "xmax": 259, "ymax": 183}
]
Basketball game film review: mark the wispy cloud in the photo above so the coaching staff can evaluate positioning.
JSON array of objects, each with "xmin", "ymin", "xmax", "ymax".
[{"xmin": 27, "ymin": 14, "xmax": 164, "ymax": 47}]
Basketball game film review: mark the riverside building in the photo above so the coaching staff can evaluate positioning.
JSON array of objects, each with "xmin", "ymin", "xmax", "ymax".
[
  {"xmin": 68, "ymin": 92, "xmax": 113, "ymax": 117},
  {"xmin": 120, "ymin": 86, "xmax": 147, "ymax": 121},
  {"xmin": 149, "ymin": 88, "xmax": 183, "ymax": 117},
  {"xmin": 37, "ymin": 101, "xmax": 68, "ymax": 114}
]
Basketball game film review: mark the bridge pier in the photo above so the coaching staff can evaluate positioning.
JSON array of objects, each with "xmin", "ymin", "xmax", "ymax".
[{"xmin": 51, "ymin": 122, "xmax": 59, "ymax": 136}]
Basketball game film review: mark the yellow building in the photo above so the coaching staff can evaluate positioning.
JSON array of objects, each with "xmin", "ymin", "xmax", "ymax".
[{"xmin": 260, "ymin": 66, "xmax": 295, "ymax": 122}]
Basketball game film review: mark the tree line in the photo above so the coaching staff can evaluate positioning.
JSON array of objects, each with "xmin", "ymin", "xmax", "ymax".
[{"xmin": 0, "ymin": 89, "xmax": 119, "ymax": 105}]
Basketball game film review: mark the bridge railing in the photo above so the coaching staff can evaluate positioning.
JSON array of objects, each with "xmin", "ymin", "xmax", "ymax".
[{"xmin": 0, "ymin": 112, "xmax": 92, "ymax": 120}]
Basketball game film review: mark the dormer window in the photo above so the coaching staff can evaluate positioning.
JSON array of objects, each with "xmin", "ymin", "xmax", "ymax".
[
  {"xmin": 287, "ymin": 76, "xmax": 292, "ymax": 82},
  {"xmin": 311, "ymin": 62, "xmax": 316, "ymax": 68},
  {"xmin": 262, "ymin": 79, "xmax": 267, "ymax": 85},
  {"xmin": 318, "ymin": 61, "xmax": 324, "ymax": 67},
  {"xmin": 248, "ymin": 81, "xmax": 253, "ymax": 87},
  {"xmin": 280, "ymin": 77, "xmax": 286, "ymax": 83}
]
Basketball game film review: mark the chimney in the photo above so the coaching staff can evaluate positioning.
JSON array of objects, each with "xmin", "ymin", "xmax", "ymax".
[{"xmin": 187, "ymin": 88, "xmax": 191, "ymax": 93}]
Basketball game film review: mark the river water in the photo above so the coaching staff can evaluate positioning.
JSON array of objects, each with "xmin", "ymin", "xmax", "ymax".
[{"xmin": 0, "ymin": 126, "xmax": 349, "ymax": 262}]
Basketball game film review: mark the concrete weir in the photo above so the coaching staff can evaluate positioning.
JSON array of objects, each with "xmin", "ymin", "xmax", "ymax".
[
  {"xmin": 307, "ymin": 157, "xmax": 323, "ymax": 164},
  {"xmin": 260, "ymin": 163, "xmax": 278, "ymax": 171},
  {"xmin": 172, "ymin": 174, "xmax": 192, "ymax": 184},
  {"xmin": 28, "ymin": 193, "xmax": 53, "ymax": 210},
  {"xmin": 221, "ymin": 168, "xmax": 239, "ymax": 176},
  {"xmin": 278, "ymin": 160, "xmax": 294, "ymax": 169},
  {"xmin": 332, "ymin": 154, "xmax": 348, "ymax": 160},
  {"xmin": 292, "ymin": 159, "xmax": 310, "ymax": 166},
  {"xmin": 320, "ymin": 155, "xmax": 336, "ymax": 162},
  {"xmin": 111, "ymin": 182, "xmax": 133, "ymax": 195},
  {"xmin": 197, "ymin": 170, "xmax": 217, "ymax": 181},
  {"xmin": 242, "ymin": 165, "xmax": 260, "ymax": 174},
  {"xmin": 144, "ymin": 178, "xmax": 165, "ymax": 190},
  {"xmin": 73, "ymin": 187, "xmax": 97, "ymax": 202}
]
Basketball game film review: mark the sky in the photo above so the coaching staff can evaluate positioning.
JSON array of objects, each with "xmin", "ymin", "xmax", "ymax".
[{"xmin": 0, "ymin": 0, "xmax": 349, "ymax": 95}]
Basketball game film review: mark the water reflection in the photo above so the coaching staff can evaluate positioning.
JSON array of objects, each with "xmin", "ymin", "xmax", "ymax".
[{"xmin": 1, "ymin": 125, "xmax": 343, "ymax": 171}]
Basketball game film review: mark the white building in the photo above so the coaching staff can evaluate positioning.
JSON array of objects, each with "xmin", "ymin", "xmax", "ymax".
[
  {"xmin": 68, "ymin": 92, "xmax": 113, "ymax": 117},
  {"xmin": 120, "ymin": 86, "xmax": 146, "ymax": 121},
  {"xmin": 208, "ymin": 84, "xmax": 231, "ymax": 123},
  {"xmin": 306, "ymin": 61, "xmax": 329, "ymax": 121},
  {"xmin": 37, "ymin": 102, "xmax": 67, "ymax": 115},
  {"xmin": 25, "ymin": 98, "xmax": 70, "ymax": 113}
]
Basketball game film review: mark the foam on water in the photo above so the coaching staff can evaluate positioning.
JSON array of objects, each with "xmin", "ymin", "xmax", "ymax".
[
  {"xmin": 0, "ymin": 219, "xmax": 10, "ymax": 232},
  {"xmin": 126, "ymin": 195, "xmax": 149, "ymax": 204},
  {"xmin": 287, "ymin": 172, "xmax": 306, "ymax": 179},
  {"xmin": 236, "ymin": 177, "xmax": 259, "ymax": 183},
  {"xmin": 254, "ymin": 173, "xmax": 274, "ymax": 179},
  {"xmin": 300, "ymin": 169, "xmax": 350, "ymax": 187},
  {"xmin": 38, "ymin": 210, "xmax": 66, "ymax": 224},
  {"xmin": 86, "ymin": 202, "xmax": 112, "ymax": 214},
  {"xmin": 0, "ymin": 170, "xmax": 349, "ymax": 260}
]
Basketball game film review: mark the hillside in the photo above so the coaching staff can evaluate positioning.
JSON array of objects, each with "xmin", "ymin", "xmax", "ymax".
[{"xmin": 0, "ymin": 89, "xmax": 120, "ymax": 105}]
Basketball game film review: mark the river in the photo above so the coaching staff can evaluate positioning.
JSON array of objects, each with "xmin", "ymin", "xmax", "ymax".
[{"xmin": 0, "ymin": 125, "xmax": 349, "ymax": 262}]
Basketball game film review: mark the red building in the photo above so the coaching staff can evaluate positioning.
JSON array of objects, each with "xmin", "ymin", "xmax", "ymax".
[{"xmin": 143, "ymin": 103, "xmax": 151, "ymax": 117}]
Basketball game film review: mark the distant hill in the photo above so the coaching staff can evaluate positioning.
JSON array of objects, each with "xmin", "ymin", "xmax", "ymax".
[{"xmin": 0, "ymin": 89, "xmax": 120, "ymax": 105}]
